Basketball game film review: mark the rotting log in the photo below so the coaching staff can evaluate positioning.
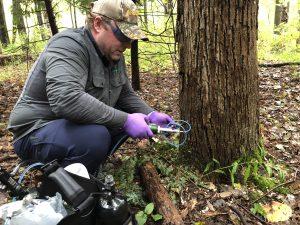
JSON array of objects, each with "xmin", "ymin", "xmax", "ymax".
[
  {"xmin": 0, "ymin": 54, "xmax": 33, "ymax": 66},
  {"xmin": 140, "ymin": 161, "xmax": 184, "ymax": 225}
]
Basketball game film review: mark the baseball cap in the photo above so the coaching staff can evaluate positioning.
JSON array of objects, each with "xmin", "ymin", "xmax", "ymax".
[{"xmin": 91, "ymin": 0, "xmax": 148, "ymax": 41}]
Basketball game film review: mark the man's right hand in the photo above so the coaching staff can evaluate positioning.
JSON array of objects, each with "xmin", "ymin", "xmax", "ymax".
[{"xmin": 123, "ymin": 113, "xmax": 154, "ymax": 139}]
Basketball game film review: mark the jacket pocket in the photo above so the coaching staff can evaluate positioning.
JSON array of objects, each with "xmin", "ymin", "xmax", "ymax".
[
  {"xmin": 111, "ymin": 74, "xmax": 125, "ymax": 87},
  {"xmin": 85, "ymin": 74, "xmax": 106, "ymax": 101},
  {"xmin": 92, "ymin": 75, "xmax": 105, "ymax": 88}
]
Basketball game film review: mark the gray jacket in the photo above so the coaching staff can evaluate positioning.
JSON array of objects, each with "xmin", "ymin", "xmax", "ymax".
[{"xmin": 8, "ymin": 27, "xmax": 153, "ymax": 141}]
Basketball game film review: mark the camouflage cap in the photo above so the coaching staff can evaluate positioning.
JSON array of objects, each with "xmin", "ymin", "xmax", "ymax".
[{"xmin": 91, "ymin": 0, "xmax": 148, "ymax": 41}]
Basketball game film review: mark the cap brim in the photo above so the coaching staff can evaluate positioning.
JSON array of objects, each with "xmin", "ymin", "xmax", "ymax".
[{"xmin": 117, "ymin": 22, "xmax": 149, "ymax": 41}]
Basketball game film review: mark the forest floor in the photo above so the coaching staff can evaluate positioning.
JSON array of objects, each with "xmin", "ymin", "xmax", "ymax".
[{"xmin": 0, "ymin": 62, "xmax": 299, "ymax": 225}]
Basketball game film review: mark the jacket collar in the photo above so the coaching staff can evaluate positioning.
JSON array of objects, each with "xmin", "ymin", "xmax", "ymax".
[{"xmin": 85, "ymin": 26, "xmax": 110, "ymax": 67}]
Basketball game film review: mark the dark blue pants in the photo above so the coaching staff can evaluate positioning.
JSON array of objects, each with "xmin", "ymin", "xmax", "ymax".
[{"xmin": 13, "ymin": 119, "xmax": 126, "ymax": 173}]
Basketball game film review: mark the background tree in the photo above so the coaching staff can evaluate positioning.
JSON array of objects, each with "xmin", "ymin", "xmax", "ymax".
[
  {"xmin": 131, "ymin": 40, "xmax": 140, "ymax": 90},
  {"xmin": 177, "ymin": 0, "xmax": 260, "ymax": 168},
  {"xmin": 44, "ymin": 0, "xmax": 58, "ymax": 35},
  {"xmin": 34, "ymin": 0, "xmax": 46, "ymax": 39},
  {"xmin": 274, "ymin": 0, "xmax": 284, "ymax": 29},
  {"xmin": 131, "ymin": 0, "xmax": 140, "ymax": 90},
  {"xmin": 143, "ymin": 0, "xmax": 148, "ymax": 29},
  {"xmin": 0, "ymin": 0, "xmax": 10, "ymax": 46},
  {"xmin": 274, "ymin": 0, "xmax": 289, "ymax": 34},
  {"xmin": 12, "ymin": 0, "xmax": 26, "ymax": 43}
]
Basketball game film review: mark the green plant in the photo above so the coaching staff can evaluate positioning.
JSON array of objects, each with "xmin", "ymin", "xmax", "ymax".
[
  {"xmin": 258, "ymin": 19, "xmax": 300, "ymax": 62},
  {"xmin": 202, "ymin": 141, "xmax": 290, "ymax": 196},
  {"xmin": 135, "ymin": 203, "xmax": 163, "ymax": 225},
  {"xmin": 107, "ymin": 156, "xmax": 146, "ymax": 206},
  {"xmin": 251, "ymin": 203, "xmax": 266, "ymax": 217},
  {"xmin": 229, "ymin": 160, "xmax": 240, "ymax": 186}
]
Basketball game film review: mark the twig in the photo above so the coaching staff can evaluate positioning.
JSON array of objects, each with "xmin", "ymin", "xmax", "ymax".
[
  {"xmin": 237, "ymin": 203, "xmax": 270, "ymax": 225},
  {"xmin": 259, "ymin": 62, "xmax": 300, "ymax": 67},
  {"xmin": 227, "ymin": 204, "xmax": 247, "ymax": 225},
  {"xmin": 0, "ymin": 155, "xmax": 18, "ymax": 163},
  {"xmin": 251, "ymin": 178, "xmax": 296, "ymax": 204}
]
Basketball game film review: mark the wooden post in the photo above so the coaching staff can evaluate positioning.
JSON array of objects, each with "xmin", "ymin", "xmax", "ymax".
[{"xmin": 131, "ymin": 40, "xmax": 140, "ymax": 91}]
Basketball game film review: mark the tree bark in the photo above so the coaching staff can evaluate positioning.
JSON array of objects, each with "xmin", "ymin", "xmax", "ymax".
[
  {"xmin": 177, "ymin": 0, "xmax": 259, "ymax": 168},
  {"xmin": 12, "ymin": 0, "xmax": 26, "ymax": 43},
  {"xmin": 0, "ymin": 0, "xmax": 9, "ymax": 46},
  {"xmin": 131, "ymin": 40, "xmax": 140, "ymax": 91},
  {"xmin": 140, "ymin": 162, "xmax": 184, "ymax": 225},
  {"xmin": 44, "ymin": 0, "xmax": 58, "ymax": 35}
]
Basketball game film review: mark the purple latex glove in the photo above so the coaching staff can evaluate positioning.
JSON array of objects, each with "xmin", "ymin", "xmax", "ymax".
[
  {"xmin": 147, "ymin": 111, "xmax": 173, "ymax": 127},
  {"xmin": 123, "ymin": 113, "xmax": 154, "ymax": 139}
]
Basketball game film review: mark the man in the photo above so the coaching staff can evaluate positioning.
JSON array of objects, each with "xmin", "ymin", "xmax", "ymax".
[{"xmin": 8, "ymin": 0, "xmax": 172, "ymax": 173}]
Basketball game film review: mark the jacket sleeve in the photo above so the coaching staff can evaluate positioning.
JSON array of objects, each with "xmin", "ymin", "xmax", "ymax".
[
  {"xmin": 44, "ymin": 36, "xmax": 128, "ymax": 129},
  {"xmin": 116, "ymin": 74, "xmax": 154, "ymax": 115}
]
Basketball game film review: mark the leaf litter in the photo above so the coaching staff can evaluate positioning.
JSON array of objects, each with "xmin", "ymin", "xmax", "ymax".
[{"xmin": 0, "ymin": 64, "xmax": 299, "ymax": 224}]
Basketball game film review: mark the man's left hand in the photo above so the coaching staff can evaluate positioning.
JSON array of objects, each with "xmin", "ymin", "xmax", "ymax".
[{"xmin": 147, "ymin": 111, "xmax": 173, "ymax": 127}]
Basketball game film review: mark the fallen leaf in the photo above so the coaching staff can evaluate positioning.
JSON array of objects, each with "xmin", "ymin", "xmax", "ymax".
[
  {"xmin": 137, "ymin": 140, "xmax": 149, "ymax": 149},
  {"xmin": 206, "ymin": 200, "xmax": 215, "ymax": 211},
  {"xmin": 219, "ymin": 191, "xmax": 232, "ymax": 199},
  {"xmin": 194, "ymin": 222, "xmax": 206, "ymax": 225},
  {"xmin": 262, "ymin": 201, "xmax": 292, "ymax": 222},
  {"xmin": 206, "ymin": 182, "xmax": 217, "ymax": 191},
  {"xmin": 275, "ymin": 144, "xmax": 285, "ymax": 151}
]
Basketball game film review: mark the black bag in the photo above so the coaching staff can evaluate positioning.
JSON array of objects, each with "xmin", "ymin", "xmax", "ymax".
[{"xmin": 38, "ymin": 160, "xmax": 135, "ymax": 225}]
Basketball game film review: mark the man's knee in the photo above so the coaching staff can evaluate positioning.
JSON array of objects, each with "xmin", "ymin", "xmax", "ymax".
[
  {"xmin": 14, "ymin": 121, "xmax": 112, "ymax": 173},
  {"xmin": 57, "ymin": 123, "xmax": 112, "ymax": 173},
  {"xmin": 86, "ymin": 125, "xmax": 111, "ymax": 151}
]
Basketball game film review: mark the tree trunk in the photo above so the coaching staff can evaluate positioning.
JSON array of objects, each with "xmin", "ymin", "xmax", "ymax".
[
  {"xmin": 131, "ymin": 0, "xmax": 140, "ymax": 91},
  {"xmin": 0, "ymin": 0, "xmax": 9, "ymax": 46},
  {"xmin": 274, "ymin": 0, "xmax": 283, "ymax": 34},
  {"xmin": 274, "ymin": 0, "xmax": 283, "ymax": 28},
  {"xmin": 280, "ymin": 4, "xmax": 288, "ymax": 23},
  {"xmin": 44, "ymin": 0, "xmax": 58, "ymax": 35},
  {"xmin": 73, "ymin": 0, "xmax": 77, "ymax": 28},
  {"xmin": 34, "ymin": 0, "xmax": 46, "ymax": 40},
  {"xmin": 69, "ymin": 2, "xmax": 74, "ymax": 27},
  {"xmin": 12, "ymin": 0, "xmax": 26, "ymax": 43},
  {"xmin": 131, "ymin": 40, "xmax": 140, "ymax": 91},
  {"xmin": 177, "ymin": 0, "xmax": 259, "ymax": 168},
  {"xmin": 143, "ymin": 0, "xmax": 148, "ymax": 29},
  {"xmin": 166, "ymin": 0, "xmax": 173, "ymax": 14}
]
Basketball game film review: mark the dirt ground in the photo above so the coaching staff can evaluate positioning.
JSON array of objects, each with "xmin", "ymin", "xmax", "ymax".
[{"xmin": 0, "ymin": 63, "xmax": 299, "ymax": 224}]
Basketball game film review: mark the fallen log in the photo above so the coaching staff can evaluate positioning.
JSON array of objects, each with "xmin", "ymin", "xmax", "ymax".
[
  {"xmin": 0, "ymin": 54, "xmax": 33, "ymax": 66},
  {"xmin": 140, "ymin": 161, "xmax": 184, "ymax": 225}
]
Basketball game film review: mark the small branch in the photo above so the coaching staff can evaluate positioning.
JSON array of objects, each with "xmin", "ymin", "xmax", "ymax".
[
  {"xmin": 227, "ymin": 204, "xmax": 247, "ymax": 225},
  {"xmin": 259, "ymin": 62, "xmax": 300, "ymax": 67},
  {"xmin": 237, "ymin": 203, "xmax": 270, "ymax": 225},
  {"xmin": 251, "ymin": 178, "xmax": 296, "ymax": 204},
  {"xmin": 0, "ymin": 155, "xmax": 18, "ymax": 163}
]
